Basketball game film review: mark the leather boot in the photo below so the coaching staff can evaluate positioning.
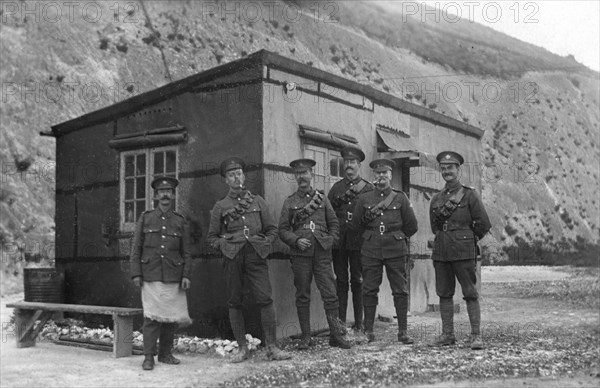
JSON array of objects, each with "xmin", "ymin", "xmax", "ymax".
[
  {"xmin": 351, "ymin": 287, "xmax": 364, "ymax": 332},
  {"xmin": 229, "ymin": 308, "xmax": 249, "ymax": 362},
  {"xmin": 326, "ymin": 309, "xmax": 352, "ymax": 349},
  {"xmin": 394, "ymin": 295, "xmax": 413, "ymax": 344},
  {"xmin": 142, "ymin": 318, "xmax": 160, "ymax": 356},
  {"xmin": 229, "ymin": 309, "xmax": 247, "ymax": 345},
  {"xmin": 158, "ymin": 323, "xmax": 180, "ymax": 364},
  {"xmin": 296, "ymin": 306, "xmax": 313, "ymax": 350},
  {"xmin": 363, "ymin": 305, "xmax": 377, "ymax": 342},
  {"xmin": 338, "ymin": 290, "xmax": 348, "ymax": 325},
  {"xmin": 261, "ymin": 305, "xmax": 292, "ymax": 360},
  {"xmin": 158, "ymin": 353, "xmax": 180, "ymax": 364},
  {"xmin": 467, "ymin": 299, "xmax": 484, "ymax": 350},
  {"xmin": 230, "ymin": 344, "xmax": 249, "ymax": 363},
  {"xmin": 432, "ymin": 298, "xmax": 456, "ymax": 346},
  {"xmin": 142, "ymin": 355, "xmax": 154, "ymax": 370}
]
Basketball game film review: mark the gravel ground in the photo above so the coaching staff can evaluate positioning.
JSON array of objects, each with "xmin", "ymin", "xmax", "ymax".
[{"xmin": 1, "ymin": 266, "xmax": 598, "ymax": 388}]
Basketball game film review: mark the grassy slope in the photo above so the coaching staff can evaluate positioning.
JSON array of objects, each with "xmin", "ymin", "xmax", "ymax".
[{"xmin": 1, "ymin": 0, "xmax": 598, "ymax": 293}]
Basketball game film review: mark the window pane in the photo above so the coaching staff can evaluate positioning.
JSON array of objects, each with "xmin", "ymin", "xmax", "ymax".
[
  {"xmin": 125, "ymin": 156, "xmax": 134, "ymax": 177},
  {"xmin": 125, "ymin": 179, "xmax": 134, "ymax": 199},
  {"xmin": 166, "ymin": 151, "xmax": 176, "ymax": 173},
  {"xmin": 136, "ymin": 200, "xmax": 146, "ymax": 220},
  {"xmin": 136, "ymin": 154, "xmax": 146, "ymax": 176},
  {"xmin": 154, "ymin": 152, "xmax": 164, "ymax": 175},
  {"xmin": 329, "ymin": 157, "xmax": 341, "ymax": 177},
  {"xmin": 136, "ymin": 177, "xmax": 146, "ymax": 199},
  {"xmin": 125, "ymin": 201, "xmax": 134, "ymax": 223},
  {"xmin": 314, "ymin": 150, "xmax": 325, "ymax": 168}
]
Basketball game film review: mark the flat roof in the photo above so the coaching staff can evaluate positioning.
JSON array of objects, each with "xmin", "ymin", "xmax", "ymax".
[{"xmin": 50, "ymin": 50, "xmax": 483, "ymax": 138}]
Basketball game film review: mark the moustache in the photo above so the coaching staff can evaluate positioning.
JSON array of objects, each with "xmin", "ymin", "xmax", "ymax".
[{"xmin": 160, "ymin": 195, "xmax": 171, "ymax": 200}]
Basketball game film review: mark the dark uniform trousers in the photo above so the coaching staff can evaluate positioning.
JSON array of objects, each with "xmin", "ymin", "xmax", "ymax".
[
  {"xmin": 130, "ymin": 208, "xmax": 193, "ymax": 357},
  {"xmin": 279, "ymin": 188, "xmax": 344, "ymax": 343},
  {"xmin": 350, "ymin": 187, "xmax": 418, "ymax": 337},
  {"xmin": 207, "ymin": 190, "xmax": 280, "ymax": 347},
  {"xmin": 225, "ymin": 244, "xmax": 274, "ymax": 309},
  {"xmin": 362, "ymin": 255, "xmax": 409, "ymax": 308},
  {"xmin": 291, "ymin": 244, "xmax": 339, "ymax": 311},
  {"xmin": 430, "ymin": 181, "xmax": 491, "ymax": 338},
  {"xmin": 332, "ymin": 247, "xmax": 362, "ymax": 307},
  {"xmin": 328, "ymin": 177, "xmax": 373, "ymax": 325},
  {"xmin": 143, "ymin": 318, "xmax": 177, "ymax": 356},
  {"xmin": 224, "ymin": 244, "xmax": 277, "ymax": 346},
  {"xmin": 433, "ymin": 259, "xmax": 478, "ymax": 300}
]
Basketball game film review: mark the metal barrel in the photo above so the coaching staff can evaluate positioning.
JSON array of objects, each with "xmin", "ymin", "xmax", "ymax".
[{"xmin": 23, "ymin": 268, "xmax": 65, "ymax": 303}]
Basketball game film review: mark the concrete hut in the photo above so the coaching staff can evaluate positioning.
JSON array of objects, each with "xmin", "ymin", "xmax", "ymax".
[{"xmin": 46, "ymin": 50, "xmax": 485, "ymax": 339}]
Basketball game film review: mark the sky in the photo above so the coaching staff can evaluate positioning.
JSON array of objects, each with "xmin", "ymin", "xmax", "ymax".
[{"xmin": 378, "ymin": 0, "xmax": 600, "ymax": 72}]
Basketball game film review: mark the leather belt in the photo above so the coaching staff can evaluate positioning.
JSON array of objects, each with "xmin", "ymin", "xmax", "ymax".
[
  {"xmin": 294, "ymin": 220, "xmax": 328, "ymax": 233},
  {"xmin": 229, "ymin": 226, "xmax": 254, "ymax": 239},
  {"xmin": 440, "ymin": 222, "xmax": 472, "ymax": 232},
  {"xmin": 366, "ymin": 224, "xmax": 403, "ymax": 234},
  {"xmin": 336, "ymin": 211, "xmax": 354, "ymax": 221}
]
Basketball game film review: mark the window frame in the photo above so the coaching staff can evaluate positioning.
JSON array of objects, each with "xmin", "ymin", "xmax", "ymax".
[
  {"xmin": 119, "ymin": 145, "xmax": 179, "ymax": 232},
  {"xmin": 303, "ymin": 144, "xmax": 343, "ymax": 193}
]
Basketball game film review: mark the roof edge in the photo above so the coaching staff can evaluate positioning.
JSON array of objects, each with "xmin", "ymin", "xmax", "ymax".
[{"xmin": 51, "ymin": 49, "xmax": 483, "ymax": 138}]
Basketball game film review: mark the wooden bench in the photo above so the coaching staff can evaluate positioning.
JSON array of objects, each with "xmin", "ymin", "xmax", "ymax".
[{"xmin": 6, "ymin": 301, "xmax": 143, "ymax": 358}]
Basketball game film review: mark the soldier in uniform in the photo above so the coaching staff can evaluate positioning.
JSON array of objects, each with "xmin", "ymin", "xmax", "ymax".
[
  {"xmin": 278, "ymin": 158, "xmax": 352, "ymax": 350},
  {"xmin": 351, "ymin": 159, "xmax": 418, "ymax": 343},
  {"xmin": 130, "ymin": 176, "xmax": 193, "ymax": 371},
  {"xmin": 207, "ymin": 157, "xmax": 291, "ymax": 363},
  {"xmin": 429, "ymin": 151, "xmax": 491, "ymax": 350},
  {"xmin": 327, "ymin": 146, "xmax": 373, "ymax": 331}
]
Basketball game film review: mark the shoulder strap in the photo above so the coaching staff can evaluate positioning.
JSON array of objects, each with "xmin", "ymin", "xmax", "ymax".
[
  {"xmin": 362, "ymin": 191, "xmax": 397, "ymax": 223},
  {"xmin": 292, "ymin": 191, "xmax": 324, "ymax": 224},
  {"xmin": 379, "ymin": 190, "xmax": 397, "ymax": 210},
  {"xmin": 433, "ymin": 187, "xmax": 466, "ymax": 223},
  {"xmin": 449, "ymin": 187, "xmax": 466, "ymax": 205},
  {"xmin": 222, "ymin": 191, "xmax": 256, "ymax": 224},
  {"xmin": 332, "ymin": 179, "xmax": 368, "ymax": 208}
]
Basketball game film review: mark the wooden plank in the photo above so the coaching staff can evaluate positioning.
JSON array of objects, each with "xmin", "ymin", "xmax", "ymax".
[
  {"xmin": 113, "ymin": 314, "xmax": 134, "ymax": 358},
  {"xmin": 14, "ymin": 309, "xmax": 37, "ymax": 348},
  {"xmin": 28, "ymin": 311, "xmax": 53, "ymax": 341},
  {"xmin": 7, "ymin": 301, "xmax": 142, "ymax": 316},
  {"xmin": 55, "ymin": 338, "xmax": 144, "ymax": 355},
  {"xmin": 18, "ymin": 310, "xmax": 44, "ymax": 343}
]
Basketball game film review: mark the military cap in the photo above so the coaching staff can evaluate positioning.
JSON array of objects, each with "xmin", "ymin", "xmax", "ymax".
[
  {"xmin": 220, "ymin": 157, "xmax": 246, "ymax": 177},
  {"xmin": 436, "ymin": 151, "xmax": 464, "ymax": 165},
  {"xmin": 290, "ymin": 158, "xmax": 316, "ymax": 172},
  {"xmin": 151, "ymin": 176, "xmax": 179, "ymax": 190},
  {"xmin": 341, "ymin": 146, "xmax": 365, "ymax": 162},
  {"xmin": 369, "ymin": 158, "xmax": 395, "ymax": 172}
]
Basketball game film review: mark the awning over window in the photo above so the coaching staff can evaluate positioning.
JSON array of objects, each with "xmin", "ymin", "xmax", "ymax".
[
  {"xmin": 376, "ymin": 128, "xmax": 437, "ymax": 168},
  {"xmin": 299, "ymin": 125, "xmax": 358, "ymax": 149},
  {"xmin": 109, "ymin": 125, "xmax": 187, "ymax": 150}
]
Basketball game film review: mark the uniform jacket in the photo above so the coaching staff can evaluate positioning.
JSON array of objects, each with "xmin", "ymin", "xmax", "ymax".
[
  {"xmin": 327, "ymin": 176, "xmax": 374, "ymax": 251},
  {"xmin": 206, "ymin": 189, "xmax": 278, "ymax": 259},
  {"xmin": 351, "ymin": 187, "xmax": 418, "ymax": 259},
  {"xmin": 278, "ymin": 188, "xmax": 340, "ymax": 257},
  {"xmin": 130, "ymin": 208, "xmax": 192, "ymax": 282},
  {"xmin": 429, "ymin": 180, "xmax": 491, "ymax": 261}
]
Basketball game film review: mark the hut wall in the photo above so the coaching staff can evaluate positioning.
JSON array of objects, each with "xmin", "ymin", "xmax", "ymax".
[{"xmin": 262, "ymin": 73, "xmax": 378, "ymax": 332}]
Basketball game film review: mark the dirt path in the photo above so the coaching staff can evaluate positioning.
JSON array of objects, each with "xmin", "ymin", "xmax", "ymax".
[{"xmin": 1, "ymin": 266, "xmax": 598, "ymax": 387}]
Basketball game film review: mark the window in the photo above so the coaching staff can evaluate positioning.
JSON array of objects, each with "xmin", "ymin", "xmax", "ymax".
[
  {"xmin": 303, "ymin": 144, "xmax": 342, "ymax": 192},
  {"xmin": 120, "ymin": 146, "xmax": 178, "ymax": 231}
]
